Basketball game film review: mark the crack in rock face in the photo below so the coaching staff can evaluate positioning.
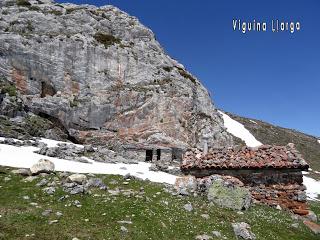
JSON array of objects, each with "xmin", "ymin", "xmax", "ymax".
[{"xmin": 0, "ymin": 0, "xmax": 234, "ymax": 149}]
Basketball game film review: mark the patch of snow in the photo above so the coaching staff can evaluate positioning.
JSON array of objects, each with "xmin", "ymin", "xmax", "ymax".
[
  {"xmin": 303, "ymin": 176, "xmax": 320, "ymax": 201},
  {"xmin": 0, "ymin": 137, "xmax": 22, "ymax": 142},
  {"xmin": 0, "ymin": 142, "xmax": 177, "ymax": 185},
  {"xmin": 318, "ymin": 139, "xmax": 320, "ymax": 144},
  {"xmin": 39, "ymin": 138, "xmax": 84, "ymax": 148},
  {"xmin": 218, "ymin": 111, "xmax": 262, "ymax": 147},
  {"xmin": 249, "ymin": 119, "xmax": 257, "ymax": 124},
  {"xmin": 302, "ymin": 171, "xmax": 309, "ymax": 175}
]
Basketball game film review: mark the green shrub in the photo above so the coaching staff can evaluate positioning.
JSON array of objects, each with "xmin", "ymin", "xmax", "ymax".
[
  {"xmin": 26, "ymin": 21, "xmax": 34, "ymax": 32},
  {"xmin": 29, "ymin": 5, "xmax": 40, "ymax": 11},
  {"xmin": 69, "ymin": 96, "xmax": 80, "ymax": 108},
  {"xmin": 66, "ymin": 8, "xmax": 77, "ymax": 14},
  {"xmin": 1, "ymin": 84, "xmax": 17, "ymax": 97},
  {"xmin": 93, "ymin": 32, "xmax": 121, "ymax": 48},
  {"xmin": 25, "ymin": 115, "xmax": 52, "ymax": 136},
  {"xmin": 48, "ymin": 10, "xmax": 63, "ymax": 16},
  {"xmin": 16, "ymin": 0, "xmax": 31, "ymax": 7},
  {"xmin": 163, "ymin": 66, "xmax": 172, "ymax": 72},
  {"xmin": 177, "ymin": 67, "xmax": 197, "ymax": 84}
]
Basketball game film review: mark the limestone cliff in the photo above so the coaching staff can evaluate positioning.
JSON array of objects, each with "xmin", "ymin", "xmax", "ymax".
[{"xmin": 0, "ymin": 0, "xmax": 233, "ymax": 148}]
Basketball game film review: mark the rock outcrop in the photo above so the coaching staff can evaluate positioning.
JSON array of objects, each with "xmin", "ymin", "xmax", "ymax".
[{"xmin": 0, "ymin": 0, "xmax": 233, "ymax": 149}]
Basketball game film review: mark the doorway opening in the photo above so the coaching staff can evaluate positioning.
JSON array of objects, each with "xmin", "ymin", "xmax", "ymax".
[
  {"xmin": 156, "ymin": 149, "xmax": 161, "ymax": 160},
  {"xmin": 145, "ymin": 150, "xmax": 153, "ymax": 162}
]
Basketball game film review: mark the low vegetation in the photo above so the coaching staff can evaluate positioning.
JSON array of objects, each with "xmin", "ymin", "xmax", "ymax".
[
  {"xmin": 93, "ymin": 32, "xmax": 121, "ymax": 48},
  {"xmin": 16, "ymin": 0, "xmax": 31, "ymax": 7},
  {"xmin": 176, "ymin": 67, "xmax": 197, "ymax": 84},
  {"xmin": 0, "ymin": 83, "xmax": 17, "ymax": 97},
  {"xmin": 0, "ymin": 166, "xmax": 319, "ymax": 239}
]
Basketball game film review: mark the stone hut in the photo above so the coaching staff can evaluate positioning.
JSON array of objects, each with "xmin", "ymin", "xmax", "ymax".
[
  {"xmin": 181, "ymin": 143, "xmax": 310, "ymax": 215},
  {"xmin": 122, "ymin": 143, "xmax": 184, "ymax": 163}
]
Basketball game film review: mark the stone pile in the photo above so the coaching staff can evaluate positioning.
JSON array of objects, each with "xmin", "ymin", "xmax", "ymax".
[
  {"xmin": 35, "ymin": 143, "xmax": 138, "ymax": 164},
  {"xmin": 250, "ymin": 183, "xmax": 308, "ymax": 215}
]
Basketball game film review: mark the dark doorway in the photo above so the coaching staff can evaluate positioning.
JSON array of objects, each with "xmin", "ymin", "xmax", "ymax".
[
  {"xmin": 41, "ymin": 81, "xmax": 56, "ymax": 98},
  {"xmin": 172, "ymin": 148, "xmax": 183, "ymax": 161},
  {"xmin": 156, "ymin": 149, "xmax": 161, "ymax": 160},
  {"xmin": 146, "ymin": 150, "xmax": 153, "ymax": 162}
]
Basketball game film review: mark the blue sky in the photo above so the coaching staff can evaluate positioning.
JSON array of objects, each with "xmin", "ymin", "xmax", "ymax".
[{"xmin": 57, "ymin": 0, "xmax": 320, "ymax": 137}]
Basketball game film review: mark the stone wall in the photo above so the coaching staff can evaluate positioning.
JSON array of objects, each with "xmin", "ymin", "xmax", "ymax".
[{"xmin": 186, "ymin": 168, "xmax": 308, "ymax": 214}]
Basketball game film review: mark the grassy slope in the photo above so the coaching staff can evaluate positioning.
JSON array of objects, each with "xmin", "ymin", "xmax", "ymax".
[
  {"xmin": 0, "ymin": 166, "xmax": 319, "ymax": 240},
  {"xmin": 227, "ymin": 112, "xmax": 320, "ymax": 172}
]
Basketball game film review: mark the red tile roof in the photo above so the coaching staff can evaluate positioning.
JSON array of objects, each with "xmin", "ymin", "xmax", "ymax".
[{"xmin": 181, "ymin": 143, "xmax": 309, "ymax": 171}]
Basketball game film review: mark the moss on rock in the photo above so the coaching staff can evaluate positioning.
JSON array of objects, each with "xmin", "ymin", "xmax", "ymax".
[{"xmin": 208, "ymin": 180, "xmax": 252, "ymax": 210}]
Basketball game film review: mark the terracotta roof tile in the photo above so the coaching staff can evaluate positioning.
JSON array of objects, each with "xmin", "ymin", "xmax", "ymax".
[{"xmin": 181, "ymin": 144, "xmax": 309, "ymax": 171}]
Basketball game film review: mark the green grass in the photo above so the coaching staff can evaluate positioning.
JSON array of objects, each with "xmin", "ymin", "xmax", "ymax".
[{"xmin": 0, "ymin": 166, "xmax": 319, "ymax": 239}]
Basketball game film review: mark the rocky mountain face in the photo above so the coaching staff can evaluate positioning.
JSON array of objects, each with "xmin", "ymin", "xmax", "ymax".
[
  {"xmin": 0, "ymin": 0, "xmax": 233, "ymax": 149},
  {"xmin": 227, "ymin": 112, "xmax": 320, "ymax": 172}
]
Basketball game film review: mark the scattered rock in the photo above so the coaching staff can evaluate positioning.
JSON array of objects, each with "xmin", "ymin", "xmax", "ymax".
[
  {"xmin": 303, "ymin": 220, "xmax": 320, "ymax": 234},
  {"xmin": 23, "ymin": 176, "xmax": 38, "ymax": 182},
  {"xmin": 56, "ymin": 211, "xmax": 63, "ymax": 217},
  {"xmin": 30, "ymin": 159, "xmax": 55, "ymax": 175},
  {"xmin": 36, "ymin": 178, "xmax": 49, "ymax": 187},
  {"xmin": 120, "ymin": 226, "xmax": 128, "ymax": 233},
  {"xmin": 68, "ymin": 174, "xmax": 87, "ymax": 184},
  {"xmin": 195, "ymin": 234, "xmax": 212, "ymax": 240},
  {"xmin": 69, "ymin": 185, "xmax": 85, "ymax": 195},
  {"xmin": 86, "ymin": 178, "xmax": 106, "ymax": 190},
  {"xmin": 183, "ymin": 203, "xmax": 193, "ymax": 212},
  {"xmin": 305, "ymin": 210, "xmax": 318, "ymax": 223},
  {"xmin": 175, "ymin": 176, "xmax": 197, "ymax": 196},
  {"xmin": 291, "ymin": 223, "xmax": 299, "ymax": 228},
  {"xmin": 11, "ymin": 168, "xmax": 31, "ymax": 176},
  {"xmin": 200, "ymin": 214, "xmax": 210, "ymax": 220},
  {"xmin": 212, "ymin": 231, "xmax": 222, "ymax": 238},
  {"xmin": 73, "ymin": 200, "xmax": 82, "ymax": 208},
  {"xmin": 42, "ymin": 209, "xmax": 52, "ymax": 217},
  {"xmin": 43, "ymin": 187, "xmax": 56, "ymax": 195},
  {"xmin": 232, "ymin": 222, "xmax": 256, "ymax": 240},
  {"xmin": 48, "ymin": 220, "xmax": 59, "ymax": 225},
  {"xmin": 117, "ymin": 220, "xmax": 133, "ymax": 224}
]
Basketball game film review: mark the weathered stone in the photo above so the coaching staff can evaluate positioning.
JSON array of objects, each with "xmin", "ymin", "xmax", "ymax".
[
  {"xmin": 36, "ymin": 178, "xmax": 49, "ymax": 187},
  {"xmin": 30, "ymin": 159, "xmax": 55, "ymax": 175},
  {"xmin": 0, "ymin": 0, "xmax": 233, "ymax": 149},
  {"xmin": 211, "ymin": 231, "xmax": 222, "ymax": 238},
  {"xmin": 43, "ymin": 187, "xmax": 56, "ymax": 195},
  {"xmin": 85, "ymin": 178, "xmax": 107, "ymax": 190},
  {"xmin": 303, "ymin": 221, "xmax": 320, "ymax": 234},
  {"xmin": 304, "ymin": 210, "xmax": 318, "ymax": 223},
  {"xmin": 195, "ymin": 234, "xmax": 212, "ymax": 240},
  {"xmin": 67, "ymin": 174, "xmax": 87, "ymax": 184},
  {"xmin": 183, "ymin": 203, "xmax": 193, "ymax": 212},
  {"xmin": 232, "ymin": 222, "xmax": 256, "ymax": 240},
  {"xmin": 207, "ymin": 177, "xmax": 252, "ymax": 210},
  {"xmin": 11, "ymin": 168, "xmax": 31, "ymax": 176},
  {"xmin": 174, "ymin": 175, "xmax": 197, "ymax": 195}
]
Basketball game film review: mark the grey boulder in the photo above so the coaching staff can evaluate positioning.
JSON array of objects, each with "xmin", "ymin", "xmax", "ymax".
[{"xmin": 30, "ymin": 159, "xmax": 55, "ymax": 175}]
